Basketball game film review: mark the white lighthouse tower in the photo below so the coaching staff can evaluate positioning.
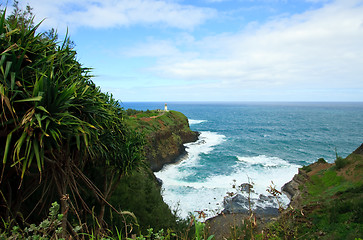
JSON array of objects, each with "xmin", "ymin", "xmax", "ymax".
[{"xmin": 164, "ymin": 103, "xmax": 168, "ymax": 112}]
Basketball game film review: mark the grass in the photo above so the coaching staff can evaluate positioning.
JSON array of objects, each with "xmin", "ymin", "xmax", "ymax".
[
  {"xmin": 264, "ymin": 153, "xmax": 363, "ymax": 240},
  {"xmin": 125, "ymin": 110, "xmax": 196, "ymax": 170},
  {"xmin": 125, "ymin": 110, "xmax": 189, "ymax": 134},
  {"xmin": 307, "ymin": 169, "xmax": 344, "ymax": 197}
]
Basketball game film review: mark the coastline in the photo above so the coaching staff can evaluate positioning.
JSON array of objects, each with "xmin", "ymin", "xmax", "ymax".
[{"xmin": 152, "ymin": 130, "xmax": 200, "ymax": 172}]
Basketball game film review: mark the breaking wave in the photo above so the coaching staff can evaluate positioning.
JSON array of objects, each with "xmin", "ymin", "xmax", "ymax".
[{"xmin": 188, "ymin": 119, "xmax": 207, "ymax": 125}]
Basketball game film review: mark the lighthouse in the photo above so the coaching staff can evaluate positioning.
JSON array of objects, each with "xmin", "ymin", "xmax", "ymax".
[{"xmin": 164, "ymin": 103, "xmax": 168, "ymax": 112}]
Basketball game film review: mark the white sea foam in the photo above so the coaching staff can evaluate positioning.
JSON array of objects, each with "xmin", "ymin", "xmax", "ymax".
[
  {"xmin": 154, "ymin": 131, "xmax": 226, "ymax": 218},
  {"xmin": 237, "ymin": 155, "xmax": 289, "ymax": 167},
  {"xmin": 155, "ymin": 131, "xmax": 226, "ymax": 174},
  {"xmin": 155, "ymin": 135, "xmax": 300, "ymax": 219},
  {"xmin": 186, "ymin": 131, "xmax": 225, "ymax": 153},
  {"xmin": 188, "ymin": 119, "xmax": 207, "ymax": 125}
]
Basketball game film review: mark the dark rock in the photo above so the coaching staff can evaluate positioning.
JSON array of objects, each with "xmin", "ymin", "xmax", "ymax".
[
  {"xmin": 155, "ymin": 177, "xmax": 163, "ymax": 187},
  {"xmin": 223, "ymin": 193, "xmax": 279, "ymax": 216},
  {"xmin": 281, "ymin": 168, "xmax": 310, "ymax": 209},
  {"xmin": 353, "ymin": 143, "xmax": 363, "ymax": 155},
  {"xmin": 258, "ymin": 194, "xmax": 275, "ymax": 204},
  {"xmin": 223, "ymin": 194, "xmax": 249, "ymax": 214},
  {"xmin": 239, "ymin": 183, "xmax": 254, "ymax": 192},
  {"xmin": 254, "ymin": 206, "xmax": 280, "ymax": 216},
  {"xmin": 282, "ymin": 170, "xmax": 308, "ymax": 200}
]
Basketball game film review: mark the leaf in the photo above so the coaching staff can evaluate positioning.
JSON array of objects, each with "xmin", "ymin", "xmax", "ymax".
[
  {"xmin": 20, "ymin": 157, "xmax": 28, "ymax": 181},
  {"xmin": 14, "ymin": 131, "xmax": 27, "ymax": 160},
  {"xmin": 15, "ymin": 96, "xmax": 42, "ymax": 103},
  {"xmin": 44, "ymin": 119, "xmax": 50, "ymax": 132},
  {"xmin": 33, "ymin": 140, "xmax": 42, "ymax": 173},
  {"xmin": 4, "ymin": 61, "xmax": 12, "ymax": 81},
  {"xmin": 82, "ymin": 133, "xmax": 88, "ymax": 147},
  {"xmin": 2, "ymin": 132, "xmax": 13, "ymax": 164},
  {"xmin": 36, "ymin": 106, "xmax": 49, "ymax": 114},
  {"xmin": 21, "ymin": 108, "xmax": 35, "ymax": 125},
  {"xmin": 0, "ymin": 55, "xmax": 6, "ymax": 73},
  {"xmin": 35, "ymin": 113, "xmax": 42, "ymax": 128},
  {"xmin": 75, "ymin": 135, "xmax": 80, "ymax": 150},
  {"xmin": 1, "ymin": 43, "xmax": 18, "ymax": 55},
  {"xmin": 10, "ymin": 72, "xmax": 15, "ymax": 90}
]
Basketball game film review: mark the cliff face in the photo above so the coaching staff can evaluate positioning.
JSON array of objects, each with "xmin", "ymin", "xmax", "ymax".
[
  {"xmin": 282, "ymin": 144, "xmax": 363, "ymax": 209},
  {"xmin": 126, "ymin": 110, "xmax": 199, "ymax": 171},
  {"xmin": 275, "ymin": 144, "xmax": 363, "ymax": 238},
  {"xmin": 281, "ymin": 162, "xmax": 331, "ymax": 208}
]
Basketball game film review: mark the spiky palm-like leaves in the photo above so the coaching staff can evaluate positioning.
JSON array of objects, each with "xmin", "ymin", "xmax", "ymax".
[{"xmin": 0, "ymin": 10, "xmax": 143, "ymax": 236}]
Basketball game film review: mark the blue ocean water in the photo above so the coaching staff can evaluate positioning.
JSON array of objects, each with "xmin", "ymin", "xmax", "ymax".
[{"xmin": 121, "ymin": 102, "xmax": 363, "ymax": 218}]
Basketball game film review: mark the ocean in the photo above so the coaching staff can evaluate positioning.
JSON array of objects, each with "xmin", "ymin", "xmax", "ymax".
[{"xmin": 121, "ymin": 102, "xmax": 363, "ymax": 219}]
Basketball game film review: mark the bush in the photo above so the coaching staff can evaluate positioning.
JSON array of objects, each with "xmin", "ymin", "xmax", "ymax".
[
  {"xmin": 318, "ymin": 158, "xmax": 327, "ymax": 164},
  {"xmin": 301, "ymin": 165, "xmax": 312, "ymax": 172},
  {"xmin": 335, "ymin": 156, "xmax": 348, "ymax": 170},
  {"xmin": 126, "ymin": 108, "xmax": 143, "ymax": 116}
]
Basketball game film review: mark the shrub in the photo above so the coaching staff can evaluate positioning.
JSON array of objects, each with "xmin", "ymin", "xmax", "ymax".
[
  {"xmin": 318, "ymin": 158, "xmax": 327, "ymax": 164},
  {"xmin": 301, "ymin": 165, "xmax": 312, "ymax": 172},
  {"xmin": 335, "ymin": 156, "xmax": 348, "ymax": 170}
]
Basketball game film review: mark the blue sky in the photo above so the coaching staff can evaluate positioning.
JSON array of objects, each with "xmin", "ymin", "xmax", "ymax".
[{"xmin": 6, "ymin": 0, "xmax": 363, "ymax": 102}]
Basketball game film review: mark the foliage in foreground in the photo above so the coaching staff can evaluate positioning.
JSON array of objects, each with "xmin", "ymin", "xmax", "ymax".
[
  {"xmin": 0, "ymin": 4, "xmax": 194, "ymax": 238},
  {"xmin": 0, "ymin": 6, "xmax": 174, "ymax": 238},
  {"xmin": 0, "ymin": 201, "xmax": 213, "ymax": 240}
]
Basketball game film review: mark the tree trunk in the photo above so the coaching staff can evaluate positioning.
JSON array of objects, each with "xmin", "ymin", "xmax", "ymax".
[
  {"xmin": 97, "ymin": 202, "xmax": 106, "ymax": 229},
  {"xmin": 60, "ymin": 192, "xmax": 69, "ymax": 239},
  {"xmin": 54, "ymin": 156, "xmax": 70, "ymax": 239}
]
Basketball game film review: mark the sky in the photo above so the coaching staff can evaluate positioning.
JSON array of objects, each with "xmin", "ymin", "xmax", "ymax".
[{"xmin": 4, "ymin": 0, "xmax": 363, "ymax": 102}]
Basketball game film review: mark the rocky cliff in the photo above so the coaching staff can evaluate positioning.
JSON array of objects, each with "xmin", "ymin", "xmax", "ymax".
[
  {"xmin": 209, "ymin": 144, "xmax": 363, "ymax": 239},
  {"xmin": 281, "ymin": 161, "xmax": 331, "ymax": 208},
  {"xmin": 282, "ymin": 143, "xmax": 363, "ymax": 209},
  {"xmin": 126, "ymin": 110, "xmax": 199, "ymax": 171}
]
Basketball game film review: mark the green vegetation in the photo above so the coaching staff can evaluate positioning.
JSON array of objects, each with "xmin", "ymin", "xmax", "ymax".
[
  {"xmin": 318, "ymin": 157, "xmax": 327, "ymax": 164},
  {"xmin": 126, "ymin": 109, "xmax": 198, "ymax": 171},
  {"xmin": 301, "ymin": 165, "xmax": 312, "ymax": 172},
  {"xmin": 125, "ymin": 110, "xmax": 191, "ymax": 134},
  {"xmin": 335, "ymin": 155, "xmax": 349, "ymax": 170},
  {"xmin": 108, "ymin": 169, "xmax": 187, "ymax": 233},
  {"xmin": 210, "ymin": 151, "xmax": 363, "ymax": 239},
  {"xmin": 1, "ymin": 3, "xmax": 362, "ymax": 239},
  {"xmin": 264, "ymin": 152, "xmax": 363, "ymax": 239},
  {"xmin": 0, "ymin": 6, "xmax": 187, "ymax": 239},
  {"xmin": 1, "ymin": 202, "xmax": 68, "ymax": 239}
]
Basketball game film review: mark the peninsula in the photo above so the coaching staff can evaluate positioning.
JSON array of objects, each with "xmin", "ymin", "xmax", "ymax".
[{"xmin": 125, "ymin": 108, "xmax": 199, "ymax": 171}]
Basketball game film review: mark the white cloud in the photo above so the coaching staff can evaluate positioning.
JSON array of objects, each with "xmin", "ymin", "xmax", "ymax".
[
  {"xmin": 124, "ymin": 39, "xmax": 181, "ymax": 57},
  {"xmin": 140, "ymin": 0, "xmax": 363, "ymax": 93},
  {"xmin": 11, "ymin": 0, "xmax": 363, "ymax": 101},
  {"xmin": 20, "ymin": 0, "xmax": 216, "ymax": 31}
]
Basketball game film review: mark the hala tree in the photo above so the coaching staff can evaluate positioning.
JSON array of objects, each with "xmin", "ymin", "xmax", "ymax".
[{"xmin": 0, "ymin": 8, "xmax": 144, "ymax": 237}]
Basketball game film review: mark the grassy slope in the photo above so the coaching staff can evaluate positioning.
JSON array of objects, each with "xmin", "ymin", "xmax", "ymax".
[
  {"xmin": 126, "ymin": 110, "xmax": 198, "ymax": 171},
  {"xmin": 125, "ymin": 110, "xmax": 192, "ymax": 135},
  {"xmin": 265, "ymin": 148, "xmax": 363, "ymax": 239}
]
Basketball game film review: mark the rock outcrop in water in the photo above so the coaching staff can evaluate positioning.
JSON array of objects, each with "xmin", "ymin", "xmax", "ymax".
[{"xmin": 222, "ymin": 188, "xmax": 280, "ymax": 216}]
